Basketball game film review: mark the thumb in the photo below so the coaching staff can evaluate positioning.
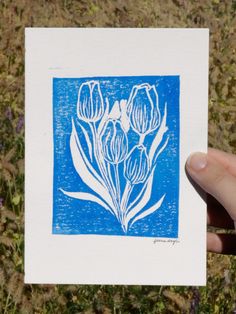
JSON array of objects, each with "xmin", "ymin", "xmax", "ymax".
[{"xmin": 186, "ymin": 152, "xmax": 236, "ymax": 222}]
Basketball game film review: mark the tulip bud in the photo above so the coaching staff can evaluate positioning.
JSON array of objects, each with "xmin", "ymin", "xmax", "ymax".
[
  {"xmin": 101, "ymin": 119, "xmax": 128, "ymax": 164},
  {"xmin": 77, "ymin": 80, "xmax": 105, "ymax": 122},
  {"xmin": 127, "ymin": 83, "xmax": 160, "ymax": 136},
  {"xmin": 124, "ymin": 145, "xmax": 149, "ymax": 184}
]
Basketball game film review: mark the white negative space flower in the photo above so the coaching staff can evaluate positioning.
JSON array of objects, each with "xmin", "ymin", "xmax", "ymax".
[
  {"xmin": 77, "ymin": 80, "xmax": 105, "ymax": 122},
  {"xmin": 127, "ymin": 83, "xmax": 160, "ymax": 136}
]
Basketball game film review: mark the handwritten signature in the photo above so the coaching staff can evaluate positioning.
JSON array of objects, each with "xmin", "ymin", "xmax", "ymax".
[{"xmin": 153, "ymin": 239, "xmax": 180, "ymax": 246}]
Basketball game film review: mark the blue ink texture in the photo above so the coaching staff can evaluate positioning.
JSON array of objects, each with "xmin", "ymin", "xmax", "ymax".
[{"xmin": 53, "ymin": 76, "xmax": 179, "ymax": 237}]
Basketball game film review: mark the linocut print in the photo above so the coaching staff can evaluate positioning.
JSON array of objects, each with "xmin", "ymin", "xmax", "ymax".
[{"xmin": 53, "ymin": 76, "xmax": 179, "ymax": 237}]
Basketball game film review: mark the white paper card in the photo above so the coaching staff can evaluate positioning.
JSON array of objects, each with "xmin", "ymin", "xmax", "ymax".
[{"xmin": 25, "ymin": 28, "xmax": 208, "ymax": 285}]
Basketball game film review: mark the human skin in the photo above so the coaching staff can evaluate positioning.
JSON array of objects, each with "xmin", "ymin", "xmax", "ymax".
[{"xmin": 186, "ymin": 148, "xmax": 236, "ymax": 255}]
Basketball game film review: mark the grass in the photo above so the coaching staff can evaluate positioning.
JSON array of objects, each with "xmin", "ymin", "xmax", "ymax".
[{"xmin": 0, "ymin": 0, "xmax": 235, "ymax": 313}]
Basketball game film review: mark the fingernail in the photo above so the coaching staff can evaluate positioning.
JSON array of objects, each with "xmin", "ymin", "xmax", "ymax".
[{"xmin": 187, "ymin": 152, "xmax": 207, "ymax": 172}]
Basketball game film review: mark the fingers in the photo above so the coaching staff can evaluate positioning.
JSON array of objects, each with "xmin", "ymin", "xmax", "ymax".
[
  {"xmin": 186, "ymin": 152, "xmax": 236, "ymax": 221},
  {"xmin": 208, "ymin": 148, "xmax": 236, "ymax": 177},
  {"xmin": 207, "ymin": 232, "xmax": 236, "ymax": 255},
  {"xmin": 207, "ymin": 194, "xmax": 234, "ymax": 229},
  {"xmin": 186, "ymin": 151, "xmax": 236, "ymax": 255}
]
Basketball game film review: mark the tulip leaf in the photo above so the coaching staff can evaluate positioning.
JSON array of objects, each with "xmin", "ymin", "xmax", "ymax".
[
  {"xmin": 78, "ymin": 122, "xmax": 93, "ymax": 161},
  {"xmin": 60, "ymin": 189, "xmax": 114, "ymax": 215},
  {"xmin": 129, "ymin": 194, "xmax": 166, "ymax": 228},
  {"xmin": 108, "ymin": 100, "xmax": 121, "ymax": 120},
  {"xmin": 124, "ymin": 169, "xmax": 155, "ymax": 229},
  {"xmin": 153, "ymin": 136, "xmax": 169, "ymax": 166},
  {"xmin": 149, "ymin": 102, "xmax": 168, "ymax": 164},
  {"xmin": 70, "ymin": 119, "xmax": 116, "ymax": 212},
  {"xmin": 126, "ymin": 170, "xmax": 154, "ymax": 212}
]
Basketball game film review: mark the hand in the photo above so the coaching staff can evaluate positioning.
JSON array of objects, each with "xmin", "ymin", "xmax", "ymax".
[{"xmin": 186, "ymin": 148, "xmax": 236, "ymax": 255}]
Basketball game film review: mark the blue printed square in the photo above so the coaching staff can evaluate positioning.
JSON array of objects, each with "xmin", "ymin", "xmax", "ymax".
[{"xmin": 53, "ymin": 76, "xmax": 179, "ymax": 237}]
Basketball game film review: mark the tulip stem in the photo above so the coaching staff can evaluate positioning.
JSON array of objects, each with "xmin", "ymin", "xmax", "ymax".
[
  {"xmin": 89, "ymin": 122, "xmax": 119, "ymax": 218},
  {"xmin": 113, "ymin": 163, "xmax": 120, "ymax": 206},
  {"xmin": 139, "ymin": 133, "xmax": 146, "ymax": 145}
]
